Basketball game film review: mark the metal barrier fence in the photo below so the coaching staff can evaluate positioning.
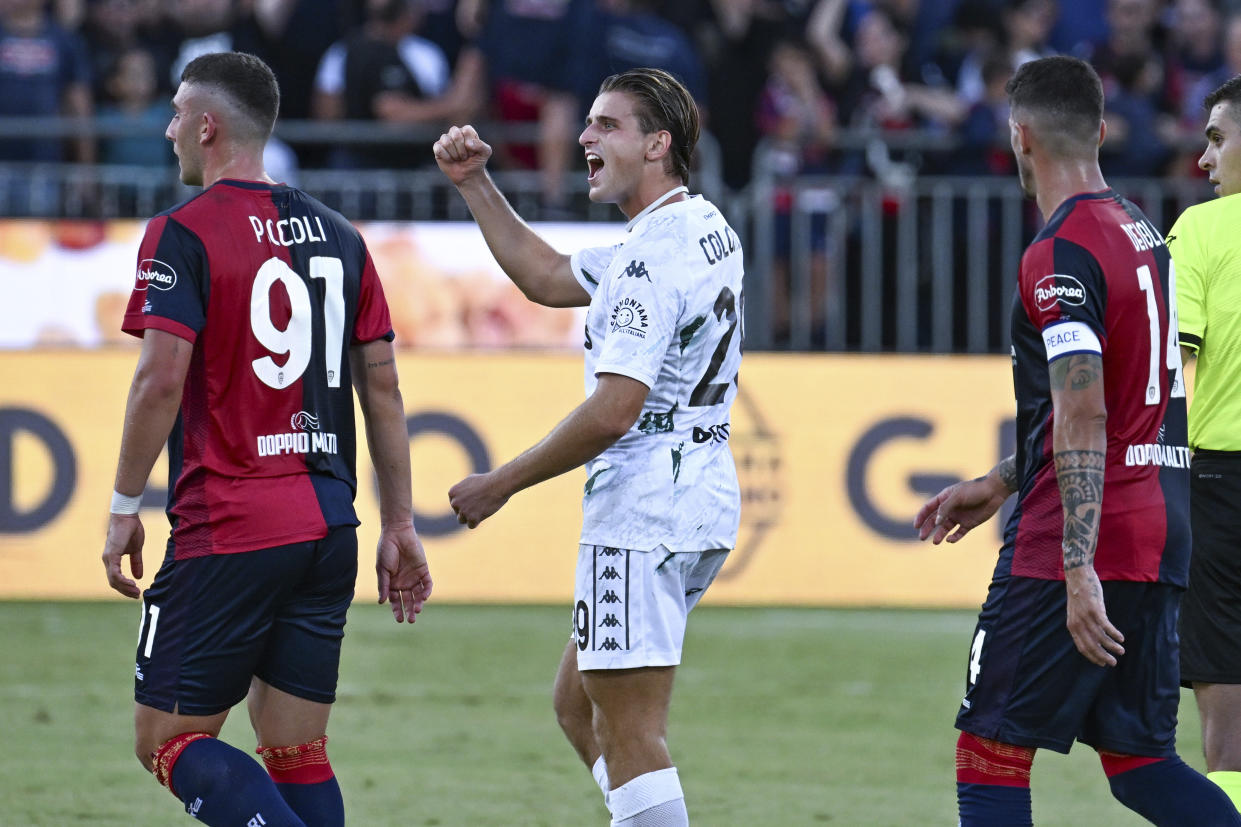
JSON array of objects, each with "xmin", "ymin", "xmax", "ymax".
[
  {"xmin": 0, "ymin": 115, "xmax": 1214, "ymax": 355},
  {"xmin": 731, "ymin": 169, "xmax": 1215, "ymax": 353}
]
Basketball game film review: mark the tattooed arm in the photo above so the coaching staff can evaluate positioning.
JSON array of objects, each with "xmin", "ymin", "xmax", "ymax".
[
  {"xmin": 914, "ymin": 454, "xmax": 1018, "ymax": 544},
  {"xmin": 1049, "ymin": 352, "xmax": 1124, "ymax": 667}
]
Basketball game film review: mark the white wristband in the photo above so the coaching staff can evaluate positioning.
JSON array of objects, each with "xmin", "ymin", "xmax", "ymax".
[{"xmin": 110, "ymin": 490, "xmax": 142, "ymax": 515}]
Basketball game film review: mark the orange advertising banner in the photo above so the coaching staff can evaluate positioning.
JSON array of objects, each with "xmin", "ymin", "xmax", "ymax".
[{"xmin": 0, "ymin": 351, "xmax": 1021, "ymax": 608}]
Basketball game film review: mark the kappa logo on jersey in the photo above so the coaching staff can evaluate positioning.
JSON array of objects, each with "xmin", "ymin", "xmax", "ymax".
[
  {"xmin": 1033, "ymin": 274, "xmax": 1087, "ymax": 311},
  {"xmin": 622, "ymin": 260, "xmax": 651, "ymax": 281},
  {"xmin": 610, "ymin": 297, "xmax": 649, "ymax": 338},
  {"xmin": 135, "ymin": 258, "xmax": 177, "ymax": 292}
]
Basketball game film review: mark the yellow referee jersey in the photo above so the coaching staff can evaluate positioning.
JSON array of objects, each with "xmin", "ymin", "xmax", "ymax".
[{"xmin": 1169, "ymin": 194, "xmax": 1241, "ymax": 450}]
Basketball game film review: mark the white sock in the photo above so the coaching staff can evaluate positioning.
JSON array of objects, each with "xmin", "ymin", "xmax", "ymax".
[
  {"xmin": 608, "ymin": 767, "xmax": 687, "ymax": 827},
  {"xmin": 592, "ymin": 755, "xmax": 611, "ymax": 802}
]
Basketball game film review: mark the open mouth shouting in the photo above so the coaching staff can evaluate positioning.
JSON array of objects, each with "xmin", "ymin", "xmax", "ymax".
[{"xmin": 586, "ymin": 152, "xmax": 604, "ymax": 182}]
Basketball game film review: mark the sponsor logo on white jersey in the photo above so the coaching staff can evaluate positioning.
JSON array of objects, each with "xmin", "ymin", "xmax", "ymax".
[{"xmin": 610, "ymin": 297, "xmax": 648, "ymax": 337}]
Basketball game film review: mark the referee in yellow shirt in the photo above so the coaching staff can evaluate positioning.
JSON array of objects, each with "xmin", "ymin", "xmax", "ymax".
[{"xmin": 1169, "ymin": 74, "xmax": 1241, "ymax": 812}]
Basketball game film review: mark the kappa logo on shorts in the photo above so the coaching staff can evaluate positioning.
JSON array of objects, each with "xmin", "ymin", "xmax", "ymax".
[
  {"xmin": 598, "ymin": 638, "xmax": 623, "ymax": 651},
  {"xmin": 599, "ymin": 589, "xmax": 621, "ymax": 603},
  {"xmin": 135, "ymin": 258, "xmax": 177, "ymax": 292},
  {"xmin": 598, "ymin": 613, "xmax": 622, "ymax": 628},
  {"xmin": 599, "ymin": 566, "xmax": 622, "ymax": 580}
]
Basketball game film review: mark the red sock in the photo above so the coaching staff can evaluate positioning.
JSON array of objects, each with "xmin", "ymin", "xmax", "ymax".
[
  {"xmin": 257, "ymin": 735, "xmax": 334, "ymax": 785},
  {"xmin": 956, "ymin": 731, "xmax": 1035, "ymax": 787},
  {"xmin": 1098, "ymin": 750, "xmax": 1162, "ymax": 777},
  {"xmin": 150, "ymin": 731, "xmax": 212, "ymax": 798}
]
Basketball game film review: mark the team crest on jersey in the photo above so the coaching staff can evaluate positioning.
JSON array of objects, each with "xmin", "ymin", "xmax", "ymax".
[
  {"xmin": 135, "ymin": 258, "xmax": 177, "ymax": 291},
  {"xmin": 610, "ymin": 297, "xmax": 649, "ymax": 337},
  {"xmin": 1033, "ymin": 274, "xmax": 1087, "ymax": 311}
]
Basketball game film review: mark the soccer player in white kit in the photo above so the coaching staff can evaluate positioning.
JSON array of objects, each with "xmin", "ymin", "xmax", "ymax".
[{"xmin": 434, "ymin": 68, "xmax": 743, "ymax": 826}]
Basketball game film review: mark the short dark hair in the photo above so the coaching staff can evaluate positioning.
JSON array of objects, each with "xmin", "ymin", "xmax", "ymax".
[
  {"xmin": 181, "ymin": 52, "xmax": 280, "ymax": 141},
  {"xmin": 598, "ymin": 67, "xmax": 700, "ymax": 186},
  {"xmin": 1204, "ymin": 75, "xmax": 1241, "ymax": 118},
  {"xmin": 1005, "ymin": 56, "xmax": 1103, "ymax": 157}
]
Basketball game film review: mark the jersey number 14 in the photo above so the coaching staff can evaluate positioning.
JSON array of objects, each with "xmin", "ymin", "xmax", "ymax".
[{"xmin": 1135, "ymin": 263, "xmax": 1185, "ymax": 405}]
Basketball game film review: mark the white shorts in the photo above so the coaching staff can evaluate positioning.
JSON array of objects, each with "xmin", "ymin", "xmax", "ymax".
[{"xmin": 572, "ymin": 544, "xmax": 729, "ymax": 671}]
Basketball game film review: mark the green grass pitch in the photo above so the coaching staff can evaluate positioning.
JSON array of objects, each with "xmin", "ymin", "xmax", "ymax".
[{"xmin": 0, "ymin": 601, "xmax": 1207, "ymax": 825}]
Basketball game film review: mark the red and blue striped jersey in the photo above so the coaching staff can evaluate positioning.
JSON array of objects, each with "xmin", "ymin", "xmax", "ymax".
[
  {"xmin": 122, "ymin": 179, "xmax": 394, "ymax": 558},
  {"xmin": 1003, "ymin": 189, "xmax": 1189, "ymax": 585}
]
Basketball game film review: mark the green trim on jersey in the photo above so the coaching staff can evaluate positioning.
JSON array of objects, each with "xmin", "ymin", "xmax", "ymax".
[{"xmin": 1169, "ymin": 194, "xmax": 1241, "ymax": 450}]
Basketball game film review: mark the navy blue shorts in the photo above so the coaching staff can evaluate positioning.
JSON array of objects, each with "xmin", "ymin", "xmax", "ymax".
[
  {"xmin": 134, "ymin": 526, "xmax": 357, "ymax": 716},
  {"xmin": 956, "ymin": 576, "xmax": 1181, "ymax": 756}
]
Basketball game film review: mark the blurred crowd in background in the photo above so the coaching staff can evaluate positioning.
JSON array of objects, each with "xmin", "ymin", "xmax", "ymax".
[{"xmin": 3, "ymin": 0, "xmax": 1238, "ymax": 209}]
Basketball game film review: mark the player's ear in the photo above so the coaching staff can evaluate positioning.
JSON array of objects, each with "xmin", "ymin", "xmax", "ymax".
[
  {"xmin": 199, "ymin": 111, "xmax": 217, "ymax": 145},
  {"xmin": 1009, "ymin": 118, "xmax": 1031, "ymax": 156},
  {"xmin": 1097, "ymin": 119, "xmax": 1107, "ymax": 148},
  {"xmin": 645, "ymin": 130, "xmax": 671, "ymax": 163}
]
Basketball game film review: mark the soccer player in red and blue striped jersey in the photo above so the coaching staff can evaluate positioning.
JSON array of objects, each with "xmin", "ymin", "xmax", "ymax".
[
  {"xmin": 915, "ymin": 56, "xmax": 1240, "ymax": 827},
  {"xmin": 101, "ymin": 52, "xmax": 432, "ymax": 826}
]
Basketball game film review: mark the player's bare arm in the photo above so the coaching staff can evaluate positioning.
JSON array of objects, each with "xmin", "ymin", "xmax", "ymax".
[
  {"xmin": 449, "ymin": 373, "xmax": 648, "ymax": 528},
  {"xmin": 432, "ymin": 124, "xmax": 588, "ymax": 308},
  {"xmin": 1049, "ymin": 352, "xmax": 1124, "ymax": 667},
  {"xmin": 351, "ymin": 340, "xmax": 432, "ymax": 623},
  {"xmin": 103, "ymin": 330, "xmax": 192, "ymax": 598},
  {"xmin": 914, "ymin": 454, "xmax": 1017, "ymax": 544}
]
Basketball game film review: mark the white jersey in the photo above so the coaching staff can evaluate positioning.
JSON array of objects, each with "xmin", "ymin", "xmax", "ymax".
[{"xmin": 569, "ymin": 189, "xmax": 743, "ymax": 551}]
